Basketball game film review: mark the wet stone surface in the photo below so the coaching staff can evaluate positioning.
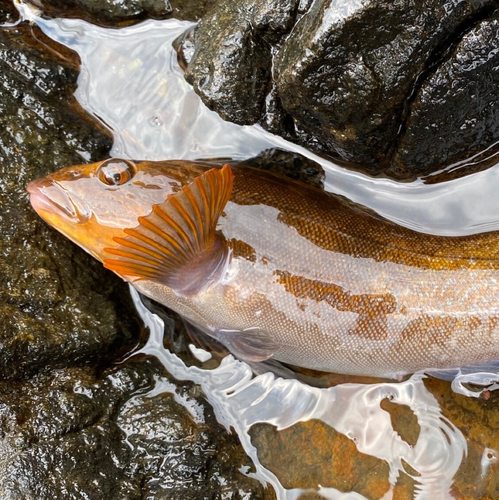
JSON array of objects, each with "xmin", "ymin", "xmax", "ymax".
[
  {"xmin": 0, "ymin": 356, "xmax": 274, "ymax": 499},
  {"xmin": 182, "ymin": 0, "xmax": 299, "ymax": 126},
  {"xmin": 37, "ymin": 0, "xmax": 216, "ymax": 25},
  {"xmin": 0, "ymin": 10, "xmax": 141, "ymax": 380},
  {"xmin": 0, "ymin": 0, "xmax": 17, "ymax": 24},
  {"xmin": 379, "ymin": 398, "xmax": 420, "ymax": 448},
  {"xmin": 239, "ymin": 148, "xmax": 325, "ymax": 190},
  {"xmin": 180, "ymin": 0, "xmax": 499, "ymax": 178},
  {"xmin": 391, "ymin": 10, "xmax": 499, "ymax": 178}
]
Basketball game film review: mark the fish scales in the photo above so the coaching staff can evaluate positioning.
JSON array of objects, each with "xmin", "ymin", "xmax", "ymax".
[{"xmin": 27, "ymin": 159, "xmax": 499, "ymax": 377}]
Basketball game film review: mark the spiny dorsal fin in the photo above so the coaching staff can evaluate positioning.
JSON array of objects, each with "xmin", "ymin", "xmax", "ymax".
[{"xmin": 103, "ymin": 164, "xmax": 234, "ymax": 290}]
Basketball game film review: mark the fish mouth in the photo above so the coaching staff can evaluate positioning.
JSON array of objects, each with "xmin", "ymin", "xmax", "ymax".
[{"xmin": 27, "ymin": 177, "xmax": 88, "ymax": 222}]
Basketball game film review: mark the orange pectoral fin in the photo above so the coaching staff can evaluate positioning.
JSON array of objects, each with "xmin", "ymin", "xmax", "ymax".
[{"xmin": 104, "ymin": 164, "xmax": 234, "ymax": 292}]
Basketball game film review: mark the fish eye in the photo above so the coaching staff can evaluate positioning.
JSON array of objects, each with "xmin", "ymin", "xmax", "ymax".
[{"xmin": 97, "ymin": 159, "xmax": 137, "ymax": 186}]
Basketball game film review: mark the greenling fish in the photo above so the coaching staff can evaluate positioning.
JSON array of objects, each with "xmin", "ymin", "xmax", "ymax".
[{"xmin": 27, "ymin": 158, "xmax": 499, "ymax": 378}]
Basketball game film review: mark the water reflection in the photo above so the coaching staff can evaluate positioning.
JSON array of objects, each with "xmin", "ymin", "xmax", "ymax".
[
  {"xmin": 20, "ymin": 4, "xmax": 499, "ymax": 237},
  {"xmin": 15, "ymin": 3, "xmax": 499, "ymax": 499},
  {"xmin": 131, "ymin": 287, "xmax": 466, "ymax": 500}
]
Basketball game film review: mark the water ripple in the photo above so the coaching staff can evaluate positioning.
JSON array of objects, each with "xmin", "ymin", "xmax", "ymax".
[
  {"xmin": 131, "ymin": 287, "xmax": 466, "ymax": 500},
  {"xmin": 17, "ymin": 2, "xmax": 499, "ymax": 237}
]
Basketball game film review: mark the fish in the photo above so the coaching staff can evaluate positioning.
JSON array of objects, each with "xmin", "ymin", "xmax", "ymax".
[{"xmin": 27, "ymin": 158, "xmax": 499, "ymax": 378}]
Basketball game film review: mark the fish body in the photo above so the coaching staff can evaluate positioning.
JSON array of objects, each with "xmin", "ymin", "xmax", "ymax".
[{"xmin": 28, "ymin": 159, "xmax": 499, "ymax": 378}]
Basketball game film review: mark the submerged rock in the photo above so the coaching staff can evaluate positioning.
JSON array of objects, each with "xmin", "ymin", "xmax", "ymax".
[
  {"xmin": 181, "ymin": 0, "xmax": 499, "ymax": 178},
  {"xmin": 37, "ymin": 0, "xmax": 216, "ymax": 25},
  {"xmin": 424, "ymin": 377, "xmax": 499, "ymax": 500},
  {"xmin": 249, "ymin": 419, "xmax": 390, "ymax": 499},
  {"xmin": 0, "ymin": 356, "xmax": 274, "ymax": 499}
]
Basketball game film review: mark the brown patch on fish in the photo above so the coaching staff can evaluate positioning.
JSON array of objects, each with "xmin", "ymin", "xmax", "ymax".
[
  {"xmin": 401, "ymin": 315, "xmax": 461, "ymax": 346},
  {"xmin": 274, "ymin": 270, "xmax": 396, "ymax": 340},
  {"xmin": 488, "ymin": 316, "xmax": 499, "ymax": 340},
  {"xmin": 228, "ymin": 238, "xmax": 256, "ymax": 262}
]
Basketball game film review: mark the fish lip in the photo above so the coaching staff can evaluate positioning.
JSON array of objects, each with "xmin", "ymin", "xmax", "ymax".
[{"xmin": 27, "ymin": 177, "xmax": 88, "ymax": 222}]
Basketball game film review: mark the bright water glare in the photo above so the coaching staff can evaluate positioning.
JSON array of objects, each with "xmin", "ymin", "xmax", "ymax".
[{"xmin": 20, "ymin": 4, "xmax": 499, "ymax": 237}]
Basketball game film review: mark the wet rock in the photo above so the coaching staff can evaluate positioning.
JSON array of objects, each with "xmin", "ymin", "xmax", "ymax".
[
  {"xmin": 249, "ymin": 419, "xmax": 390, "ymax": 499},
  {"xmin": 0, "ymin": 0, "xmax": 18, "ymax": 24},
  {"xmin": 0, "ymin": 356, "xmax": 274, "ymax": 499},
  {"xmin": 168, "ymin": 0, "xmax": 216, "ymax": 22},
  {"xmin": 275, "ymin": 0, "xmax": 498, "ymax": 173},
  {"xmin": 118, "ymin": 361, "xmax": 275, "ymax": 499},
  {"xmin": 0, "ymin": 364, "xmax": 143, "ymax": 499},
  {"xmin": 0, "ymin": 14, "xmax": 139, "ymax": 379},
  {"xmin": 239, "ymin": 148, "xmax": 325, "ymax": 189},
  {"xmin": 391, "ymin": 11, "xmax": 499, "ymax": 178},
  {"xmin": 182, "ymin": 0, "xmax": 499, "ymax": 178},
  {"xmin": 182, "ymin": 0, "xmax": 299, "ymax": 125},
  {"xmin": 424, "ymin": 377, "xmax": 499, "ymax": 499},
  {"xmin": 37, "ymin": 0, "xmax": 216, "ymax": 25}
]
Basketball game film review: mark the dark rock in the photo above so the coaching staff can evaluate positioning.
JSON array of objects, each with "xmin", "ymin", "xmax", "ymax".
[
  {"xmin": 239, "ymin": 147, "xmax": 325, "ymax": 189},
  {"xmin": 391, "ymin": 11, "xmax": 499, "ymax": 178},
  {"xmin": 0, "ymin": 0, "xmax": 18, "ymax": 24},
  {"xmin": 0, "ymin": 17, "xmax": 140, "ymax": 379},
  {"xmin": 0, "ymin": 364, "xmax": 144, "ymax": 499},
  {"xmin": 169, "ymin": 0, "xmax": 216, "ymax": 22},
  {"xmin": 37, "ymin": 0, "xmax": 216, "ymax": 25},
  {"xmin": 182, "ymin": 0, "xmax": 499, "ymax": 178},
  {"xmin": 173, "ymin": 24, "xmax": 196, "ymax": 71},
  {"xmin": 275, "ymin": 0, "xmax": 498, "ymax": 174},
  {"xmin": 182, "ymin": 0, "xmax": 299, "ymax": 125},
  {"xmin": 117, "ymin": 360, "xmax": 275, "ymax": 499},
  {"xmin": 0, "ymin": 356, "xmax": 275, "ymax": 499}
]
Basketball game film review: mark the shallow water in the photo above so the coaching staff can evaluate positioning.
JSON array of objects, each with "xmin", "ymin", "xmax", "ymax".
[
  {"xmin": 16, "ymin": 3, "xmax": 499, "ymax": 499},
  {"xmin": 20, "ymin": 4, "xmax": 499, "ymax": 237},
  {"xmin": 132, "ymin": 287, "xmax": 470, "ymax": 500}
]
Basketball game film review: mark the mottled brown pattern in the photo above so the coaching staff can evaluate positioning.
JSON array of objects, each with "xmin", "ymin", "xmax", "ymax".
[
  {"xmin": 228, "ymin": 238, "xmax": 257, "ymax": 262},
  {"xmin": 230, "ymin": 166, "xmax": 499, "ymax": 271},
  {"xmin": 275, "ymin": 270, "xmax": 396, "ymax": 340}
]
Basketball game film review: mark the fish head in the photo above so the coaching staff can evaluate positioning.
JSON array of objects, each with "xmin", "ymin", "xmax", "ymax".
[
  {"xmin": 27, "ymin": 158, "xmax": 200, "ymax": 266},
  {"xmin": 28, "ymin": 159, "xmax": 280, "ymax": 365},
  {"xmin": 28, "ymin": 158, "xmax": 233, "ymax": 295}
]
